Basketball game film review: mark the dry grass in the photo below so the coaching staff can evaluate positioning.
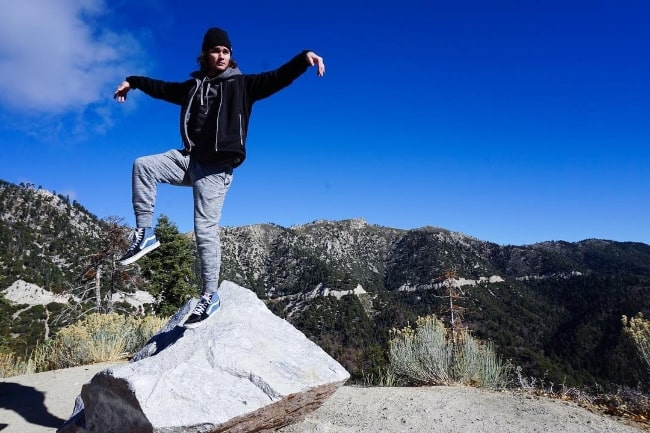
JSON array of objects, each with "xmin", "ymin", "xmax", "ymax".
[
  {"xmin": 0, "ymin": 352, "xmax": 37, "ymax": 378},
  {"xmin": 516, "ymin": 366, "xmax": 650, "ymax": 430},
  {"xmin": 0, "ymin": 313, "xmax": 166, "ymax": 378}
]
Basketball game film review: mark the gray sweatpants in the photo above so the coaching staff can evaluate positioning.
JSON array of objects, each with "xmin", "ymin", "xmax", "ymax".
[{"xmin": 131, "ymin": 149, "xmax": 233, "ymax": 295}]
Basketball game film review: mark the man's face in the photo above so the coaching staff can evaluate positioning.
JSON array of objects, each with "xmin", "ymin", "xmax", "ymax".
[{"xmin": 207, "ymin": 46, "xmax": 231, "ymax": 73}]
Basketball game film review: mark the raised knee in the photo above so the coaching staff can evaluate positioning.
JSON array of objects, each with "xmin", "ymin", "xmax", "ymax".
[{"xmin": 133, "ymin": 156, "xmax": 149, "ymax": 169}]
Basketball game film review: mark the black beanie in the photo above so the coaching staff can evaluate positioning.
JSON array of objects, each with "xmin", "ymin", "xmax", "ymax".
[{"xmin": 202, "ymin": 27, "xmax": 232, "ymax": 52}]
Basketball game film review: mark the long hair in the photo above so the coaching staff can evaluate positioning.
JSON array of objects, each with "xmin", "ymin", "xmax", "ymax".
[{"xmin": 196, "ymin": 51, "xmax": 238, "ymax": 73}]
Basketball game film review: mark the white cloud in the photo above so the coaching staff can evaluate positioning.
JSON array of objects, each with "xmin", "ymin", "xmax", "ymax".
[{"xmin": 0, "ymin": 0, "xmax": 146, "ymax": 114}]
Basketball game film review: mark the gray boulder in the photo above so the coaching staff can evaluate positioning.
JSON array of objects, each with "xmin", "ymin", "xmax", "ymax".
[{"xmin": 59, "ymin": 281, "xmax": 349, "ymax": 433}]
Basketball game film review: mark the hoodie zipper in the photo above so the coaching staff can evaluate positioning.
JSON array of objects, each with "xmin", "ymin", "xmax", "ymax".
[{"xmin": 239, "ymin": 113, "xmax": 243, "ymax": 146}]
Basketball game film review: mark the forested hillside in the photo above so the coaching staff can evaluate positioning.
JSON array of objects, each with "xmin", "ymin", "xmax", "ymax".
[
  {"xmin": 0, "ymin": 180, "xmax": 104, "ymax": 291},
  {"xmin": 2, "ymin": 179, "xmax": 650, "ymax": 389}
]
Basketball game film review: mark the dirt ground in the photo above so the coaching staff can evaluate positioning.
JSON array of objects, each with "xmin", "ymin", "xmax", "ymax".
[
  {"xmin": 1, "ymin": 363, "xmax": 647, "ymax": 433},
  {"xmin": 278, "ymin": 385, "xmax": 647, "ymax": 433}
]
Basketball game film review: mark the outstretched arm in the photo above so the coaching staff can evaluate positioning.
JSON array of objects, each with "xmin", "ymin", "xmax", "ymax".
[
  {"xmin": 112, "ymin": 77, "xmax": 192, "ymax": 105},
  {"xmin": 246, "ymin": 50, "xmax": 326, "ymax": 101},
  {"xmin": 305, "ymin": 51, "xmax": 325, "ymax": 77}
]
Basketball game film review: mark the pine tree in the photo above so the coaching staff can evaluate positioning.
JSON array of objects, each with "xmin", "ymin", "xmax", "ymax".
[{"xmin": 140, "ymin": 215, "xmax": 199, "ymax": 316}]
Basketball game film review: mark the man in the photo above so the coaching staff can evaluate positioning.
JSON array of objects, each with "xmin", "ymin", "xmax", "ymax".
[{"xmin": 114, "ymin": 27, "xmax": 325, "ymax": 328}]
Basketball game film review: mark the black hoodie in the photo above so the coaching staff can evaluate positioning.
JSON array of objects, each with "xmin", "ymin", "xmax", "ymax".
[{"xmin": 125, "ymin": 50, "xmax": 311, "ymax": 167}]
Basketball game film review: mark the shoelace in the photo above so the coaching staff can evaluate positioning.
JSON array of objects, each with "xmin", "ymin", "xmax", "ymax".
[
  {"xmin": 125, "ymin": 229, "xmax": 144, "ymax": 252},
  {"xmin": 192, "ymin": 297, "xmax": 210, "ymax": 315}
]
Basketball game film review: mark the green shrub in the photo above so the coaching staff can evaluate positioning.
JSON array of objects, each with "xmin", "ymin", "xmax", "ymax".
[
  {"xmin": 389, "ymin": 315, "xmax": 511, "ymax": 389},
  {"xmin": 389, "ymin": 315, "xmax": 452, "ymax": 385}
]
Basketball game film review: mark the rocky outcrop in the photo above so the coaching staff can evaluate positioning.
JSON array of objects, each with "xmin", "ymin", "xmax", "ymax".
[{"xmin": 59, "ymin": 281, "xmax": 349, "ymax": 433}]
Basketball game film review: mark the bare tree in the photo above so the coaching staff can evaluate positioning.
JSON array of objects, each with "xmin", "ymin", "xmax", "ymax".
[
  {"xmin": 442, "ymin": 269, "xmax": 466, "ymax": 343},
  {"xmin": 53, "ymin": 216, "xmax": 142, "ymax": 326}
]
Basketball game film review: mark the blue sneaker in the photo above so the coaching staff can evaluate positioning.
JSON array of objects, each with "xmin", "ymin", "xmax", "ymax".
[
  {"xmin": 118, "ymin": 227, "xmax": 160, "ymax": 266},
  {"xmin": 183, "ymin": 292, "xmax": 221, "ymax": 328}
]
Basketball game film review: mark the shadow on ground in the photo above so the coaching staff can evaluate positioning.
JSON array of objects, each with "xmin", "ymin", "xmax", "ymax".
[{"xmin": 0, "ymin": 382, "xmax": 64, "ymax": 428}]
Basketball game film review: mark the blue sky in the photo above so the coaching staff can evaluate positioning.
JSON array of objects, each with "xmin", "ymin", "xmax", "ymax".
[{"xmin": 0, "ymin": 0, "xmax": 648, "ymax": 246}]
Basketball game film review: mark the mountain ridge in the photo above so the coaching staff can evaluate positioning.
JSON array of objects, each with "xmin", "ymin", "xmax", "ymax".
[{"xmin": 2, "ymin": 179, "xmax": 650, "ymax": 388}]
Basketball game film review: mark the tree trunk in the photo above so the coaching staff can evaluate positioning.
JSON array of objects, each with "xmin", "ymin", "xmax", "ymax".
[{"xmin": 95, "ymin": 264, "xmax": 102, "ymax": 312}]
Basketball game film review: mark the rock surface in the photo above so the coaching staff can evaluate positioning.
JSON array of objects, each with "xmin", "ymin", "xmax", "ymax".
[{"xmin": 58, "ymin": 281, "xmax": 349, "ymax": 433}]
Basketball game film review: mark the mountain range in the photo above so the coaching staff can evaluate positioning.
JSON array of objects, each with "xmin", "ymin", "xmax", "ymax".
[{"xmin": 2, "ymin": 179, "xmax": 650, "ymax": 388}]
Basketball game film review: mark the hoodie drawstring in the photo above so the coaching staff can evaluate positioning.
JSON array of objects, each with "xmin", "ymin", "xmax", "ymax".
[{"xmin": 200, "ymin": 77, "xmax": 211, "ymax": 107}]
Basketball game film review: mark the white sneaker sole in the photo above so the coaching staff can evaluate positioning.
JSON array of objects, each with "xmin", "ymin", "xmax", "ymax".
[
  {"xmin": 183, "ymin": 302, "xmax": 221, "ymax": 329},
  {"xmin": 118, "ymin": 241, "xmax": 161, "ymax": 266}
]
